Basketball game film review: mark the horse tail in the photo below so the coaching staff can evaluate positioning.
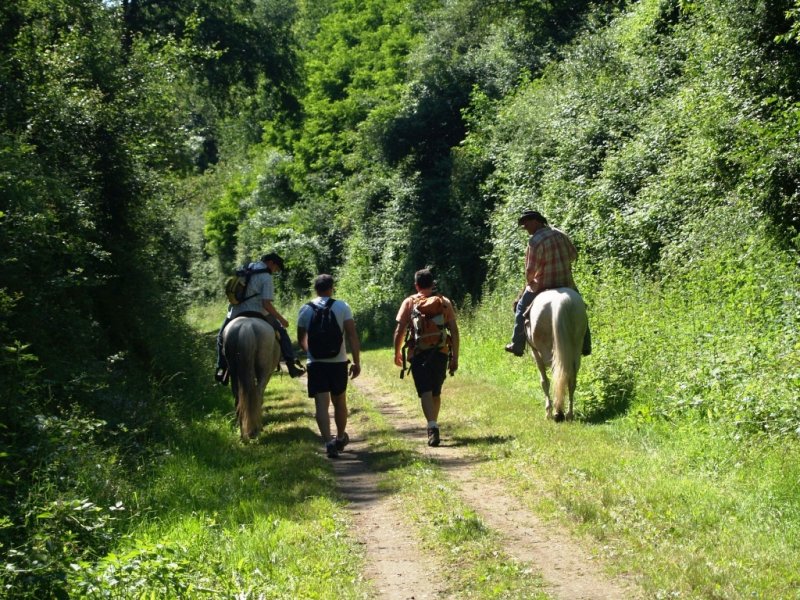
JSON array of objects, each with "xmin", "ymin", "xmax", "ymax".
[
  {"xmin": 226, "ymin": 320, "xmax": 262, "ymax": 439},
  {"xmin": 550, "ymin": 292, "xmax": 584, "ymax": 417}
]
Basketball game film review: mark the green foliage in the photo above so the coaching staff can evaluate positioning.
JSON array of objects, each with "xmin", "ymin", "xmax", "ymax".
[
  {"xmin": 122, "ymin": 0, "xmax": 300, "ymax": 124},
  {"xmin": 4, "ymin": 0, "xmax": 800, "ymax": 594},
  {"xmin": 578, "ymin": 354, "xmax": 636, "ymax": 423},
  {"xmin": 70, "ymin": 541, "xmax": 202, "ymax": 598},
  {"xmin": 199, "ymin": 0, "xmax": 621, "ymax": 322},
  {"xmin": 0, "ymin": 402, "xmax": 137, "ymax": 598},
  {"xmin": 779, "ymin": 0, "xmax": 800, "ymax": 43},
  {"xmin": 482, "ymin": 0, "xmax": 800, "ymax": 273},
  {"xmin": 335, "ymin": 167, "xmax": 423, "ymax": 338},
  {"xmin": 0, "ymin": 0, "xmax": 290, "ymax": 595},
  {"xmin": 203, "ymin": 171, "xmax": 255, "ymax": 266}
]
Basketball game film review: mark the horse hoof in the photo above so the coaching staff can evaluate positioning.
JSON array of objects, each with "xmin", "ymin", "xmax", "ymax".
[{"xmin": 554, "ymin": 412, "xmax": 565, "ymax": 423}]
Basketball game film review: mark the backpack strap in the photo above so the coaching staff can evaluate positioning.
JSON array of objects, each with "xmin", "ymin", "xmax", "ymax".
[
  {"xmin": 240, "ymin": 266, "xmax": 271, "ymax": 303},
  {"xmin": 306, "ymin": 297, "xmax": 336, "ymax": 313},
  {"xmin": 400, "ymin": 326, "xmax": 412, "ymax": 379},
  {"xmin": 399, "ymin": 295, "xmax": 429, "ymax": 379}
]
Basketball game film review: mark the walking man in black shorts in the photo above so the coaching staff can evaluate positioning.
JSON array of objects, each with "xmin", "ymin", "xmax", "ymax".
[
  {"xmin": 394, "ymin": 269, "xmax": 459, "ymax": 447},
  {"xmin": 297, "ymin": 274, "xmax": 361, "ymax": 458}
]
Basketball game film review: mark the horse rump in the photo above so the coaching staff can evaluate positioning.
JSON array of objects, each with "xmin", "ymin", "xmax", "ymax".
[
  {"xmin": 527, "ymin": 288, "xmax": 587, "ymax": 421},
  {"xmin": 222, "ymin": 317, "xmax": 279, "ymax": 440}
]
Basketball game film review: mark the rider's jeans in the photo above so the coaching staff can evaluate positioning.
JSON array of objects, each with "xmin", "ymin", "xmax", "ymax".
[{"xmin": 511, "ymin": 288, "xmax": 537, "ymax": 351}]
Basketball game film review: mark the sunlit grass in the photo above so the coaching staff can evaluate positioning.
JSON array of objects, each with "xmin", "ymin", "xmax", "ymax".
[
  {"xmin": 355, "ymin": 294, "xmax": 800, "ymax": 599},
  {"xmin": 73, "ymin": 287, "xmax": 798, "ymax": 598},
  {"xmin": 69, "ymin": 374, "xmax": 370, "ymax": 598}
]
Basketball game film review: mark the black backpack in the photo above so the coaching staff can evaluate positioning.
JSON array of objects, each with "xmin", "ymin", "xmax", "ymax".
[{"xmin": 306, "ymin": 298, "xmax": 343, "ymax": 359}]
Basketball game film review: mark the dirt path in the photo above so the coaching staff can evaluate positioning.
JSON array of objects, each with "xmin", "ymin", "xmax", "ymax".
[
  {"xmin": 328, "ymin": 432, "xmax": 448, "ymax": 599},
  {"xmin": 321, "ymin": 373, "xmax": 641, "ymax": 599}
]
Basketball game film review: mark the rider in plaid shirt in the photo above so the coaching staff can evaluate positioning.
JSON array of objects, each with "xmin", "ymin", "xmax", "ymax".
[
  {"xmin": 524, "ymin": 226, "xmax": 577, "ymax": 293},
  {"xmin": 506, "ymin": 210, "xmax": 591, "ymax": 356}
]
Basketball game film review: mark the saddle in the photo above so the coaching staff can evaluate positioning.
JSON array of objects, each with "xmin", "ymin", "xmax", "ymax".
[{"xmin": 229, "ymin": 312, "xmax": 281, "ymax": 342}]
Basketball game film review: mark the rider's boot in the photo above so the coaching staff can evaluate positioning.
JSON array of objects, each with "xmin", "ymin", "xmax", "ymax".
[{"xmin": 286, "ymin": 359, "xmax": 305, "ymax": 378}]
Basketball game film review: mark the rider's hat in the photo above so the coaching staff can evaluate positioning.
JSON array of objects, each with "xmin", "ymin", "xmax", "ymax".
[
  {"xmin": 518, "ymin": 210, "xmax": 548, "ymax": 226},
  {"xmin": 261, "ymin": 252, "xmax": 285, "ymax": 270}
]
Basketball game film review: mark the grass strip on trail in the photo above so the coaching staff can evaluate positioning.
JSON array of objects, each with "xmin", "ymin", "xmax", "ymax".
[
  {"xmin": 345, "ymin": 382, "xmax": 551, "ymax": 599},
  {"xmin": 357, "ymin": 347, "xmax": 800, "ymax": 600},
  {"xmin": 68, "ymin": 376, "xmax": 370, "ymax": 599}
]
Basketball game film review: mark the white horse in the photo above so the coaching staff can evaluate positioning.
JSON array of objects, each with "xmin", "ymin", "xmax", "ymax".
[
  {"xmin": 222, "ymin": 317, "xmax": 281, "ymax": 440},
  {"xmin": 524, "ymin": 288, "xmax": 587, "ymax": 422}
]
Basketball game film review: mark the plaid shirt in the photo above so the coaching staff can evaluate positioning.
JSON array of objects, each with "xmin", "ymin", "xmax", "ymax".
[{"xmin": 525, "ymin": 226, "xmax": 577, "ymax": 293}]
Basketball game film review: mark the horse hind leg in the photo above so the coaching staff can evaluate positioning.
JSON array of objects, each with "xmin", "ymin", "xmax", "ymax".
[
  {"xmin": 565, "ymin": 351, "xmax": 582, "ymax": 421},
  {"xmin": 533, "ymin": 350, "xmax": 553, "ymax": 419},
  {"xmin": 543, "ymin": 377, "xmax": 555, "ymax": 420},
  {"xmin": 554, "ymin": 376, "xmax": 566, "ymax": 421},
  {"xmin": 247, "ymin": 385, "xmax": 264, "ymax": 439},
  {"xmin": 566, "ymin": 372, "xmax": 577, "ymax": 422},
  {"xmin": 552, "ymin": 373, "xmax": 566, "ymax": 423}
]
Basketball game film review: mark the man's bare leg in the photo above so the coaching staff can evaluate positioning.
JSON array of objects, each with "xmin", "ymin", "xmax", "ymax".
[
  {"xmin": 331, "ymin": 391, "xmax": 348, "ymax": 440},
  {"xmin": 420, "ymin": 390, "xmax": 435, "ymax": 422},
  {"xmin": 421, "ymin": 391, "xmax": 441, "ymax": 447},
  {"xmin": 315, "ymin": 392, "xmax": 332, "ymax": 442}
]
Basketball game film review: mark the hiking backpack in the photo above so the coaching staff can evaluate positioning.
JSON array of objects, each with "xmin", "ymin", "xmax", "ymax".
[
  {"xmin": 399, "ymin": 294, "xmax": 450, "ymax": 379},
  {"xmin": 224, "ymin": 264, "xmax": 270, "ymax": 305},
  {"xmin": 408, "ymin": 294, "xmax": 449, "ymax": 352},
  {"xmin": 305, "ymin": 298, "xmax": 343, "ymax": 359}
]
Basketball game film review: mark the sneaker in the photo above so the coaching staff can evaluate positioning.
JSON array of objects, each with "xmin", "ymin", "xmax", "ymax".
[
  {"xmin": 325, "ymin": 439, "xmax": 339, "ymax": 458},
  {"xmin": 335, "ymin": 432, "xmax": 350, "ymax": 452},
  {"xmin": 427, "ymin": 426, "xmax": 440, "ymax": 447},
  {"xmin": 504, "ymin": 343, "xmax": 524, "ymax": 357}
]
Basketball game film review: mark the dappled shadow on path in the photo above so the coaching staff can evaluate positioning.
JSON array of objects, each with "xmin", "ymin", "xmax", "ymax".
[
  {"xmin": 329, "ymin": 446, "xmax": 390, "ymax": 507},
  {"xmin": 448, "ymin": 434, "xmax": 515, "ymax": 448},
  {"xmin": 426, "ymin": 451, "xmax": 485, "ymax": 472},
  {"xmin": 256, "ymin": 424, "xmax": 319, "ymax": 447},
  {"xmin": 329, "ymin": 440, "xmax": 420, "ymax": 506}
]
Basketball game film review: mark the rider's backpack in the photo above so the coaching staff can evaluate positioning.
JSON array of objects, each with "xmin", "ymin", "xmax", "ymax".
[
  {"xmin": 224, "ymin": 264, "xmax": 270, "ymax": 305},
  {"xmin": 305, "ymin": 298, "xmax": 343, "ymax": 359},
  {"xmin": 408, "ymin": 294, "xmax": 448, "ymax": 352}
]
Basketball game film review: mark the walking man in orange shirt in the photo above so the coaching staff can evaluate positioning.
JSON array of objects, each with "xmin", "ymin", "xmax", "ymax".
[{"xmin": 394, "ymin": 269, "xmax": 460, "ymax": 447}]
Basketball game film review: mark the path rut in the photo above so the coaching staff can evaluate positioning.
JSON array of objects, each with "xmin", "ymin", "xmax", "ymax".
[{"xmin": 317, "ymin": 373, "xmax": 641, "ymax": 599}]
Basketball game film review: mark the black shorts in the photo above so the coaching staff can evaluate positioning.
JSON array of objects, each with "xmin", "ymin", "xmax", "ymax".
[
  {"xmin": 410, "ymin": 350, "xmax": 448, "ymax": 397},
  {"xmin": 307, "ymin": 361, "xmax": 349, "ymax": 398}
]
